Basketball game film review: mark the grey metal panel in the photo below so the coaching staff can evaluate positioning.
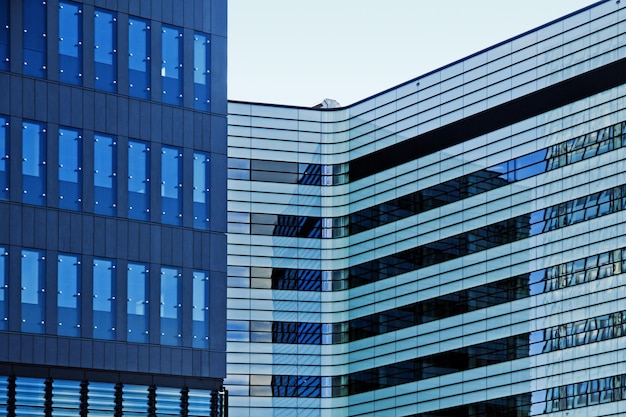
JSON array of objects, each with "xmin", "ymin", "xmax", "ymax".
[
  {"xmin": 209, "ymin": 351, "xmax": 225, "ymax": 378},
  {"xmin": 92, "ymin": 340, "xmax": 105, "ymax": 369},
  {"xmin": 93, "ymin": 216, "xmax": 106, "ymax": 257},
  {"xmin": 128, "ymin": 99, "xmax": 140, "ymax": 138},
  {"xmin": 81, "ymin": 130, "xmax": 95, "ymax": 211},
  {"xmin": 22, "ymin": 77, "xmax": 35, "ymax": 120},
  {"xmin": 129, "ymin": 0, "xmax": 141, "ymax": 16},
  {"xmin": 9, "ymin": 205, "xmax": 21, "ymax": 246},
  {"xmin": 139, "ymin": 100, "xmax": 151, "ymax": 140},
  {"xmin": 182, "ymin": 28, "xmax": 193, "ymax": 108},
  {"xmin": 81, "ymin": 339, "xmax": 93, "ymax": 369},
  {"xmin": 137, "ymin": 344, "xmax": 150, "ymax": 371},
  {"xmin": 202, "ymin": 112, "xmax": 211, "ymax": 151},
  {"xmin": 126, "ymin": 343, "xmax": 138, "ymax": 372},
  {"xmin": 45, "ymin": 250, "xmax": 58, "ymax": 338},
  {"xmin": 159, "ymin": 346, "xmax": 171, "ymax": 375},
  {"xmin": 115, "ymin": 259, "xmax": 127, "ymax": 342},
  {"xmin": 81, "ymin": 255, "xmax": 94, "ymax": 340},
  {"xmin": 21, "ymin": 205, "xmax": 35, "ymax": 248},
  {"xmin": 0, "ymin": 73, "xmax": 9, "ymax": 114},
  {"xmin": 149, "ymin": 265, "xmax": 160, "ymax": 345},
  {"xmin": 34, "ymin": 80, "xmax": 48, "ymax": 121},
  {"xmin": 8, "ymin": 0, "xmax": 22, "ymax": 74},
  {"xmin": 127, "ymin": 221, "xmax": 140, "ymax": 260},
  {"xmin": 7, "ymin": 247, "xmax": 21, "ymax": 331},
  {"xmin": 0, "ymin": 204, "xmax": 9, "ymax": 244},
  {"xmin": 9, "ymin": 116, "xmax": 21, "ymax": 202},
  {"xmin": 70, "ymin": 212, "xmax": 83, "ymax": 253},
  {"xmin": 106, "ymin": 94, "xmax": 118, "ymax": 134},
  {"xmin": 117, "ymin": 97, "xmax": 129, "ymax": 137},
  {"xmin": 59, "ymin": 211, "xmax": 72, "ymax": 252},
  {"xmin": 139, "ymin": 222, "xmax": 151, "ymax": 262},
  {"xmin": 47, "ymin": 83, "xmax": 60, "ymax": 124},
  {"xmin": 149, "ymin": 345, "xmax": 161, "ymax": 374},
  {"xmin": 210, "ymin": 35, "xmax": 227, "ymax": 115},
  {"xmin": 82, "ymin": 215, "xmax": 94, "ymax": 255},
  {"xmin": 150, "ymin": 104, "xmax": 162, "ymax": 143},
  {"xmin": 202, "ymin": 0, "xmax": 211, "ymax": 33},
  {"xmin": 181, "ymin": 150, "xmax": 193, "ymax": 229},
  {"xmin": 162, "ymin": 0, "xmax": 173, "ymax": 24},
  {"xmin": 181, "ymin": 267, "xmax": 192, "ymax": 347},
  {"xmin": 115, "ymin": 342, "xmax": 126, "ymax": 370},
  {"xmin": 94, "ymin": 92, "xmax": 107, "ymax": 133},
  {"xmin": 172, "ymin": 0, "xmax": 184, "ymax": 28},
  {"xmin": 209, "ymin": 153, "xmax": 227, "ymax": 234},
  {"xmin": 139, "ymin": 0, "xmax": 151, "ymax": 21},
  {"xmin": 0, "ymin": 334, "xmax": 7, "ymax": 361},
  {"xmin": 170, "ymin": 347, "xmax": 181, "ymax": 375},
  {"xmin": 8, "ymin": 333, "xmax": 19, "ymax": 362},
  {"xmin": 46, "ymin": 209, "xmax": 59, "ymax": 251},
  {"xmin": 83, "ymin": 90, "xmax": 95, "ymax": 131},
  {"xmin": 193, "ymin": 112, "xmax": 203, "ymax": 149},
  {"xmin": 34, "ymin": 207, "xmax": 48, "ymax": 248},
  {"xmin": 193, "ymin": 231, "xmax": 202, "ymax": 270},
  {"xmin": 33, "ymin": 335, "xmax": 46, "ymax": 365},
  {"xmin": 180, "ymin": 346, "xmax": 192, "ymax": 375},
  {"xmin": 71, "ymin": 88, "xmax": 84, "ymax": 127},
  {"xmin": 150, "ymin": 224, "xmax": 161, "ymax": 263},
  {"xmin": 10, "ymin": 76, "xmax": 22, "ymax": 118},
  {"xmin": 171, "ymin": 227, "xmax": 183, "ymax": 266},
  {"xmin": 69, "ymin": 339, "xmax": 81, "ymax": 367},
  {"xmin": 105, "ymin": 217, "xmax": 117, "ymax": 258},
  {"xmin": 151, "ymin": 0, "xmax": 162, "ymax": 22},
  {"xmin": 116, "ymin": 219, "xmax": 129, "ymax": 259},
  {"xmin": 150, "ymin": 21, "xmax": 162, "ymax": 102},
  {"xmin": 57, "ymin": 337, "xmax": 70, "ymax": 366},
  {"xmin": 161, "ymin": 105, "xmax": 172, "ymax": 144},
  {"xmin": 201, "ymin": 232, "xmax": 210, "ymax": 270},
  {"xmin": 106, "ymin": 0, "xmax": 118, "ymax": 13},
  {"xmin": 160, "ymin": 226, "xmax": 172, "ymax": 265},
  {"xmin": 150, "ymin": 142, "xmax": 161, "ymax": 224},
  {"xmin": 182, "ymin": 108, "xmax": 193, "ymax": 149},
  {"xmin": 183, "ymin": 0, "xmax": 195, "ymax": 29},
  {"xmin": 172, "ymin": 107, "xmax": 184, "ymax": 147},
  {"xmin": 193, "ymin": 0, "xmax": 203, "ymax": 33},
  {"xmin": 45, "ymin": 123, "xmax": 59, "ymax": 208},
  {"xmin": 59, "ymin": 87, "xmax": 73, "ymax": 126},
  {"xmin": 104, "ymin": 341, "xmax": 117, "ymax": 369},
  {"xmin": 20, "ymin": 334, "xmax": 34, "ymax": 363},
  {"xmin": 46, "ymin": 0, "xmax": 60, "ymax": 82}
]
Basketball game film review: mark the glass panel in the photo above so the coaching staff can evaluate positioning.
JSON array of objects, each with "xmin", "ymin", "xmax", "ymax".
[
  {"xmin": 188, "ymin": 389, "xmax": 212, "ymax": 417},
  {"xmin": 128, "ymin": 140, "xmax": 150, "ymax": 220},
  {"xmin": 155, "ymin": 387, "xmax": 180, "ymax": 416},
  {"xmin": 0, "ymin": 0, "xmax": 8, "ymax": 71},
  {"xmin": 22, "ymin": 121, "xmax": 46, "ymax": 206},
  {"xmin": 193, "ymin": 33, "xmax": 210, "ymax": 111},
  {"xmin": 93, "ymin": 258, "xmax": 116, "ymax": 340},
  {"xmin": 52, "ymin": 379, "xmax": 81, "ymax": 416},
  {"xmin": 57, "ymin": 254, "xmax": 80, "ymax": 337},
  {"xmin": 0, "ymin": 376, "xmax": 7, "ymax": 417},
  {"xmin": 192, "ymin": 271, "xmax": 209, "ymax": 348},
  {"xmin": 193, "ymin": 152, "xmax": 209, "ymax": 229},
  {"xmin": 15, "ymin": 377, "xmax": 46, "ymax": 415},
  {"xmin": 58, "ymin": 1, "xmax": 82, "ymax": 85},
  {"xmin": 123, "ymin": 384, "xmax": 148, "ymax": 416},
  {"xmin": 0, "ymin": 117, "xmax": 8, "ymax": 200},
  {"xmin": 94, "ymin": 134, "xmax": 117, "ymax": 215},
  {"xmin": 21, "ymin": 249, "xmax": 45, "ymax": 333},
  {"xmin": 23, "ymin": 0, "xmax": 47, "ymax": 78},
  {"xmin": 58, "ymin": 128, "xmax": 82, "ymax": 210},
  {"xmin": 161, "ymin": 146, "xmax": 182, "ymax": 225},
  {"xmin": 94, "ymin": 9, "xmax": 117, "ymax": 92},
  {"xmin": 127, "ymin": 263, "xmax": 148, "ymax": 343},
  {"xmin": 160, "ymin": 267, "xmax": 181, "ymax": 346},
  {"xmin": 88, "ymin": 382, "xmax": 116, "ymax": 416},
  {"xmin": 128, "ymin": 17, "xmax": 150, "ymax": 99},
  {"xmin": 0, "ymin": 247, "xmax": 6, "ymax": 330},
  {"xmin": 161, "ymin": 25, "xmax": 183, "ymax": 105}
]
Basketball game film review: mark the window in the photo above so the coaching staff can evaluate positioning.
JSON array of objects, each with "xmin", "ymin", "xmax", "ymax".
[
  {"xmin": 128, "ymin": 140, "xmax": 150, "ymax": 220},
  {"xmin": 127, "ymin": 263, "xmax": 149, "ymax": 343},
  {"xmin": 128, "ymin": 17, "xmax": 151, "ymax": 99},
  {"xmin": 58, "ymin": 128, "xmax": 82, "ymax": 210},
  {"xmin": 23, "ymin": 0, "xmax": 47, "ymax": 78},
  {"xmin": 15, "ymin": 377, "xmax": 47, "ymax": 414},
  {"xmin": 21, "ymin": 249, "xmax": 45, "ymax": 333},
  {"xmin": 161, "ymin": 146, "xmax": 182, "ymax": 225},
  {"xmin": 161, "ymin": 25, "xmax": 183, "ymax": 105},
  {"xmin": 193, "ymin": 33, "xmax": 210, "ymax": 110},
  {"xmin": 0, "ymin": 0, "xmax": 8, "ymax": 70},
  {"xmin": 193, "ymin": 152, "xmax": 210, "ymax": 229},
  {"xmin": 58, "ymin": 1, "xmax": 82, "ymax": 85},
  {"xmin": 0, "ymin": 117, "xmax": 8, "ymax": 200},
  {"xmin": 94, "ymin": 134, "xmax": 117, "ymax": 215},
  {"xmin": 22, "ymin": 121, "xmax": 46, "ymax": 206},
  {"xmin": 57, "ymin": 254, "xmax": 81, "ymax": 337},
  {"xmin": 160, "ymin": 267, "xmax": 181, "ymax": 346},
  {"xmin": 52, "ymin": 379, "xmax": 82, "ymax": 415},
  {"xmin": 192, "ymin": 271, "xmax": 209, "ymax": 348},
  {"xmin": 93, "ymin": 258, "xmax": 116, "ymax": 340},
  {"xmin": 94, "ymin": 10, "xmax": 117, "ymax": 92}
]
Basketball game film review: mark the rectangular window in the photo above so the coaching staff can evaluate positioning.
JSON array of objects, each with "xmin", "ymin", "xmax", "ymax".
[
  {"xmin": 58, "ymin": 128, "xmax": 82, "ymax": 210},
  {"xmin": 94, "ymin": 134, "xmax": 117, "ymax": 215},
  {"xmin": 94, "ymin": 9, "xmax": 117, "ymax": 92},
  {"xmin": 128, "ymin": 17, "xmax": 150, "ymax": 99},
  {"xmin": 161, "ymin": 25, "xmax": 183, "ymax": 105},
  {"xmin": 193, "ymin": 152, "xmax": 210, "ymax": 229},
  {"xmin": 88, "ymin": 382, "xmax": 116, "ymax": 415},
  {"xmin": 52, "ymin": 379, "xmax": 81, "ymax": 415},
  {"xmin": 22, "ymin": 121, "xmax": 46, "ymax": 206},
  {"xmin": 188, "ymin": 389, "xmax": 212, "ymax": 417},
  {"xmin": 160, "ymin": 267, "xmax": 181, "ymax": 346},
  {"xmin": 127, "ymin": 263, "xmax": 148, "ymax": 343},
  {"xmin": 58, "ymin": 1, "xmax": 82, "ymax": 85},
  {"xmin": 192, "ymin": 271, "xmax": 209, "ymax": 348},
  {"xmin": 0, "ymin": 117, "xmax": 8, "ymax": 200},
  {"xmin": 193, "ymin": 33, "xmax": 210, "ymax": 111},
  {"xmin": 161, "ymin": 146, "xmax": 182, "ymax": 225},
  {"xmin": 93, "ymin": 258, "xmax": 116, "ymax": 340},
  {"xmin": 21, "ymin": 249, "xmax": 45, "ymax": 333},
  {"xmin": 23, "ymin": 0, "xmax": 47, "ymax": 78},
  {"xmin": 0, "ymin": 0, "xmax": 9, "ymax": 71},
  {"xmin": 128, "ymin": 140, "xmax": 150, "ymax": 220},
  {"xmin": 0, "ymin": 247, "xmax": 6, "ymax": 331},
  {"xmin": 15, "ymin": 377, "xmax": 46, "ymax": 414},
  {"xmin": 57, "ymin": 254, "xmax": 80, "ymax": 337}
]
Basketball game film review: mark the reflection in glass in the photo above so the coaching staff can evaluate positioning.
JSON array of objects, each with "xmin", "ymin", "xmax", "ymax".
[
  {"xmin": 57, "ymin": 254, "xmax": 81, "ymax": 336},
  {"xmin": 23, "ymin": 0, "xmax": 46, "ymax": 78},
  {"xmin": 0, "ymin": 247, "xmax": 6, "ymax": 330},
  {"xmin": 193, "ymin": 152, "xmax": 210, "ymax": 229},
  {"xmin": 0, "ymin": 117, "xmax": 8, "ymax": 200},
  {"xmin": 94, "ymin": 9, "xmax": 117, "ymax": 92},
  {"xmin": 58, "ymin": 128, "xmax": 82, "ymax": 210},
  {"xmin": 88, "ymin": 382, "xmax": 117, "ymax": 415},
  {"xmin": 52, "ymin": 379, "xmax": 81, "ymax": 415},
  {"xmin": 94, "ymin": 134, "xmax": 117, "ymax": 215},
  {"xmin": 21, "ymin": 249, "xmax": 45, "ymax": 333},
  {"xmin": 192, "ymin": 271, "xmax": 209, "ymax": 348},
  {"xmin": 58, "ymin": 1, "xmax": 82, "ymax": 85},
  {"xmin": 93, "ymin": 258, "xmax": 115, "ymax": 340},
  {"xmin": 128, "ymin": 17, "xmax": 150, "ymax": 99},
  {"xmin": 127, "ymin": 263, "xmax": 149, "ymax": 343},
  {"xmin": 193, "ymin": 33, "xmax": 210, "ymax": 111},
  {"xmin": 160, "ymin": 267, "xmax": 181, "ymax": 346},
  {"xmin": 22, "ymin": 121, "xmax": 46, "ymax": 206},
  {"xmin": 128, "ymin": 140, "xmax": 150, "ymax": 220},
  {"xmin": 161, "ymin": 146, "xmax": 182, "ymax": 225},
  {"xmin": 161, "ymin": 25, "xmax": 183, "ymax": 105},
  {"xmin": 15, "ymin": 377, "xmax": 46, "ymax": 414},
  {"xmin": 0, "ymin": 0, "xmax": 8, "ymax": 70}
]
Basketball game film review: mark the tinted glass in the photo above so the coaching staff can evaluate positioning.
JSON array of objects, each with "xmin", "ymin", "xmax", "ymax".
[
  {"xmin": 21, "ymin": 249, "xmax": 45, "ymax": 333},
  {"xmin": 193, "ymin": 33, "xmax": 210, "ymax": 111},
  {"xmin": 94, "ymin": 134, "xmax": 117, "ymax": 215},
  {"xmin": 58, "ymin": 1, "xmax": 82, "ymax": 85},
  {"xmin": 160, "ymin": 267, "xmax": 181, "ymax": 346},
  {"xmin": 22, "ymin": 121, "xmax": 46, "ymax": 206},
  {"xmin": 161, "ymin": 146, "xmax": 182, "ymax": 225},
  {"xmin": 128, "ymin": 140, "xmax": 150, "ymax": 220},
  {"xmin": 94, "ymin": 9, "xmax": 117, "ymax": 92},
  {"xmin": 128, "ymin": 17, "xmax": 150, "ymax": 99},
  {"xmin": 57, "ymin": 254, "xmax": 81, "ymax": 336},
  {"xmin": 192, "ymin": 271, "xmax": 209, "ymax": 348},
  {"xmin": 193, "ymin": 152, "xmax": 210, "ymax": 229},
  {"xmin": 0, "ymin": 0, "xmax": 8, "ymax": 70},
  {"xmin": 58, "ymin": 128, "xmax": 82, "ymax": 210},
  {"xmin": 93, "ymin": 258, "xmax": 115, "ymax": 340},
  {"xmin": 23, "ymin": 0, "xmax": 47, "ymax": 78},
  {"xmin": 127, "ymin": 263, "xmax": 148, "ymax": 343},
  {"xmin": 0, "ymin": 117, "xmax": 8, "ymax": 200},
  {"xmin": 161, "ymin": 25, "xmax": 183, "ymax": 105}
]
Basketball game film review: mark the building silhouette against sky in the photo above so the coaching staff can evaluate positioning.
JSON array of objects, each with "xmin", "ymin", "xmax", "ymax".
[
  {"xmin": 0, "ymin": 0, "xmax": 227, "ymax": 415},
  {"xmin": 226, "ymin": 1, "xmax": 626, "ymax": 416}
]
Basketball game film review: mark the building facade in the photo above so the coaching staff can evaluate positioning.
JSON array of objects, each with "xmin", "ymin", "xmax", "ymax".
[
  {"xmin": 0, "ymin": 0, "xmax": 227, "ymax": 415},
  {"xmin": 226, "ymin": 1, "xmax": 626, "ymax": 416}
]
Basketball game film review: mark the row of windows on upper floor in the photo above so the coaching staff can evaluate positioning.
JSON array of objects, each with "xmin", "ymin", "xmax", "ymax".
[
  {"xmin": 0, "ymin": 116, "xmax": 210, "ymax": 228},
  {"xmin": 0, "ymin": 246, "xmax": 210, "ymax": 348},
  {"xmin": 0, "ymin": 0, "xmax": 211, "ymax": 110}
]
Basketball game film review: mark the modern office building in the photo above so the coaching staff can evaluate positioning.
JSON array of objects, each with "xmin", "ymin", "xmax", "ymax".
[
  {"xmin": 0, "ymin": 0, "xmax": 227, "ymax": 415},
  {"xmin": 226, "ymin": 1, "xmax": 626, "ymax": 416}
]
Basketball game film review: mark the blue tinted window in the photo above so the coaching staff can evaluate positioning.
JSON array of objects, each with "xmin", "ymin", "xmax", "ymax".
[
  {"xmin": 123, "ymin": 384, "xmax": 149, "ymax": 415},
  {"xmin": 22, "ymin": 121, "xmax": 46, "ymax": 206},
  {"xmin": 188, "ymin": 389, "xmax": 212, "ymax": 416},
  {"xmin": 193, "ymin": 33, "xmax": 210, "ymax": 111},
  {"xmin": 58, "ymin": 2, "xmax": 82, "ymax": 85},
  {"xmin": 94, "ymin": 134, "xmax": 117, "ymax": 215},
  {"xmin": 193, "ymin": 152, "xmax": 210, "ymax": 229},
  {"xmin": 160, "ymin": 267, "xmax": 181, "ymax": 346},
  {"xmin": 128, "ymin": 17, "xmax": 150, "ymax": 99},
  {"xmin": 128, "ymin": 140, "xmax": 150, "ymax": 220},
  {"xmin": 23, "ymin": 0, "xmax": 46, "ymax": 78},
  {"xmin": 0, "ymin": 117, "xmax": 8, "ymax": 200},
  {"xmin": 15, "ymin": 377, "xmax": 46, "ymax": 414},
  {"xmin": 161, "ymin": 25, "xmax": 183, "ymax": 105},
  {"xmin": 57, "ymin": 254, "xmax": 80, "ymax": 337},
  {"xmin": 0, "ymin": 0, "xmax": 9, "ymax": 70},
  {"xmin": 52, "ymin": 379, "xmax": 81, "ymax": 415},
  {"xmin": 0, "ymin": 247, "xmax": 6, "ymax": 330},
  {"xmin": 94, "ymin": 9, "xmax": 117, "ymax": 92},
  {"xmin": 155, "ymin": 387, "xmax": 180, "ymax": 416},
  {"xmin": 161, "ymin": 146, "xmax": 182, "ymax": 225},
  {"xmin": 192, "ymin": 271, "xmax": 209, "ymax": 348},
  {"xmin": 58, "ymin": 128, "xmax": 82, "ymax": 210},
  {"xmin": 21, "ymin": 249, "xmax": 45, "ymax": 333},
  {"xmin": 88, "ymin": 382, "xmax": 116, "ymax": 414},
  {"xmin": 127, "ymin": 263, "xmax": 148, "ymax": 343},
  {"xmin": 93, "ymin": 258, "xmax": 116, "ymax": 340}
]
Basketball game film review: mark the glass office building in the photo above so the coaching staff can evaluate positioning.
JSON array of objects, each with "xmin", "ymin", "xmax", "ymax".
[
  {"xmin": 226, "ymin": 1, "xmax": 626, "ymax": 415},
  {"xmin": 0, "ymin": 0, "xmax": 227, "ymax": 415}
]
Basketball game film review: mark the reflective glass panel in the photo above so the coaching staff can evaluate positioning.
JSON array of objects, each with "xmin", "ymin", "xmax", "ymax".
[
  {"xmin": 52, "ymin": 379, "xmax": 81, "ymax": 416},
  {"xmin": 0, "ymin": 117, "xmax": 8, "ymax": 200},
  {"xmin": 0, "ymin": 0, "xmax": 8, "ymax": 70},
  {"xmin": 58, "ymin": 2, "xmax": 82, "ymax": 85},
  {"xmin": 127, "ymin": 263, "xmax": 148, "ymax": 343},
  {"xmin": 94, "ymin": 134, "xmax": 117, "ymax": 215},
  {"xmin": 23, "ymin": 0, "xmax": 46, "ymax": 78},
  {"xmin": 21, "ymin": 249, "xmax": 45, "ymax": 333},
  {"xmin": 88, "ymin": 382, "xmax": 116, "ymax": 417},
  {"xmin": 192, "ymin": 271, "xmax": 209, "ymax": 348},
  {"xmin": 161, "ymin": 146, "xmax": 182, "ymax": 225},
  {"xmin": 123, "ymin": 384, "xmax": 148, "ymax": 416},
  {"xmin": 128, "ymin": 17, "xmax": 150, "ymax": 99},
  {"xmin": 0, "ymin": 247, "xmax": 6, "ymax": 330},
  {"xmin": 161, "ymin": 25, "xmax": 183, "ymax": 105},
  {"xmin": 128, "ymin": 140, "xmax": 150, "ymax": 220},
  {"xmin": 57, "ymin": 254, "xmax": 80, "ymax": 337},
  {"xmin": 155, "ymin": 386, "xmax": 180, "ymax": 416},
  {"xmin": 22, "ymin": 121, "xmax": 46, "ymax": 206},
  {"xmin": 15, "ymin": 377, "xmax": 46, "ymax": 414},
  {"xmin": 193, "ymin": 152, "xmax": 209, "ymax": 229},
  {"xmin": 160, "ymin": 267, "xmax": 181, "ymax": 346},
  {"xmin": 94, "ymin": 9, "xmax": 117, "ymax": 92},
  {"xmin": 93, "ymin": 258, "xmax": 115, "ymax": 340},
  {"xmin": 193, "ymin": 33, "xmax": 210, "ymax": 111},
  {"xmin": 188, "ymin": 389, "xmax": 212, "ymax": 417},
  {"xmin": 58, "ymin": 128, "xmax": 82, "ymax": 210}
]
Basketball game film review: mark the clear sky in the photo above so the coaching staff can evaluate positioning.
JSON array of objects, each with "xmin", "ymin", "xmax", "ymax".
[{"xmin": 228, "ymin": 0, "xmax": 601, "ymax": 107}]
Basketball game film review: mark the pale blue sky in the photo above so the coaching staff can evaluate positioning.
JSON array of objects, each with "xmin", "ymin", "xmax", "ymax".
[{"xmin": 228, "ymin": 0, "xmax": 600, "ymax": 107}]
